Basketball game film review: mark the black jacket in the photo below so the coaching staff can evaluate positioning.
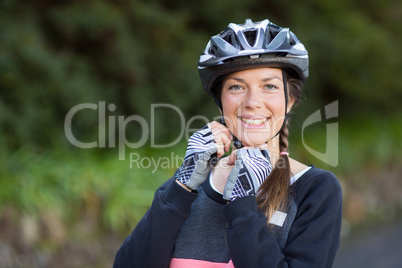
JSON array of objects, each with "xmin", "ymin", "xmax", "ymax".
[{"xmin": 114, "ymin": 167, "xmax": 342, "ymax": 267}]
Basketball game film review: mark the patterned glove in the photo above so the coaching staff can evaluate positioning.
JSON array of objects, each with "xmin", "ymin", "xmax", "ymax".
[
  {"xmin": 175, "ymin": 125, "xmax": 218, "ymax": 190},
  {"xmin": 223, "ymin": 148, "xmax": 272, "ymax": 201}
]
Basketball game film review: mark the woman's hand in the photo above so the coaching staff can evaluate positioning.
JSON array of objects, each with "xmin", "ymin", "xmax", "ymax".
[
  {"xmin": 209, "ymin": 121, "xmax": 233, "ymax": 158},
  {"xmin": 223, "ymin": 144, "xmax": 272, "ymax": 201},
  {"xmin": 175, "ymin": 122, "xmax": 232, "ymax": 191}
]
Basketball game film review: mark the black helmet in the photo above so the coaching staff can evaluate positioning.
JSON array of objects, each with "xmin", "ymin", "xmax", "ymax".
[{"xmin": 198, "ymin": 19, "xmax": 309, "ymax": 99}]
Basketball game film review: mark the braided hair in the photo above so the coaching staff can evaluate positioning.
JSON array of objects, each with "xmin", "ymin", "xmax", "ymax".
[{"xmin": 256, "ymin": 69, "xmax": 303, "ymax": 224}]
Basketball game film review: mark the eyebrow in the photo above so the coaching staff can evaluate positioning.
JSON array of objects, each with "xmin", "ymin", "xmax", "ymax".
[
  {"xmin": 261, "ymin": 76, "xmax": 282, "ymax": 82},
  {"xmin": 226, "ymin": 76, "xmax": 282, "ymax": 83}
]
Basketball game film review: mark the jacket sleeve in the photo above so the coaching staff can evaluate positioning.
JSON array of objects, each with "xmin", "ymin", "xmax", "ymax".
[
  {"xmin": 222, "ymin": 170, "xmax": 343, "ymax": 268},
  {"xmin": 113, "ymin": 177, "xmax": 198, "ymax": 268}
]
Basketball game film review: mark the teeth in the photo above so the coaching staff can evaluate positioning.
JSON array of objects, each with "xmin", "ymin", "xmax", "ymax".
[{"xmin": 241, "ymin": 118, "xmax": 267, "ymax": 126}]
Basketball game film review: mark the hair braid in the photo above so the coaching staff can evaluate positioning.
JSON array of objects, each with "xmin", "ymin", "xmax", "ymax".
[
  {"xmin": 279, "ymin": 122, "xmax": 289, "ymax": 153},
  {"xmin": 256, "ymin": 123, "xmax": 291, "ymax": 224},
  {"xmin": 256, "ymin": 68, "xmax": 303, "ymax": 225}
]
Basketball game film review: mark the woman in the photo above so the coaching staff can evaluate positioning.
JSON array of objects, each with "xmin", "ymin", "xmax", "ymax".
[{"xmin": 114, "ymin": 19, "xmax": 342, "ymax": 267}]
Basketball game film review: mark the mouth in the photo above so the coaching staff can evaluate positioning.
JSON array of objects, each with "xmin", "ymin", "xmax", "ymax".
[{"xmin": 239, "ymin": 116, "xmax": 269, "ymax": 128}]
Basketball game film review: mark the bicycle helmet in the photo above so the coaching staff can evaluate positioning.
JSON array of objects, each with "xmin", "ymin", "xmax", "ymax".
[
  {"xmin": 198, "ymin": 19, "xmax": 309, "ymax": 147},
  {"xmin": 198, "ymin": 18, "xmax": 309, "ymax": 99}
]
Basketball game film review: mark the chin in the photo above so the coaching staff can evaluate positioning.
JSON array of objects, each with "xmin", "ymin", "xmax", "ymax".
[{"xmin": 237, "ymin": 131, "xmax": 271, "ymax": 147}]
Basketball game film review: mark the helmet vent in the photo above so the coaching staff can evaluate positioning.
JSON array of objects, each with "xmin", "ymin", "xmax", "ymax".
[
  {"xmin": 289, "ymin": 37, "xmax": 296, "ymax": 46},
  {"xmin": 209, "ymin": 44, "xmax": 218, "ymax": 54},
  {"xmin": 222, "ymin": 34, "xmax": 233, "ymax": 45},
  {"xmin": 244, "ymin": 29, "xmax": 257, "ymax": 47},
  {"xmin": 220, "ymin": 28, "xmax": 239, "ymax": 48},
  {"xmin": 267, "ymin": 28, "xmax": 279, "ymax": 42},
  {"xmin": 198, "ymin": 19, "xmax": 309, "ymax": 88}
]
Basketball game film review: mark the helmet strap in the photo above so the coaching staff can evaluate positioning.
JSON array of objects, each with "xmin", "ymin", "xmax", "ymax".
[
  {"xmin": 270, "ymin": 69, "xmax": 288, "ymax": 140},
  {"xmin": 219, "ymin": 114, "xmax": 244, "ymax": 149},
  {"xmin": 215, "ymin": 77, "xmax": 244, "ymax": 149}
]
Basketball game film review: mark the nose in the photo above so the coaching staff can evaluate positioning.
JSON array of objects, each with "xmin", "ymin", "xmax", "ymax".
[{"xmin": 244, "ymin": 88, "xmax": 263, "ymax": 109}]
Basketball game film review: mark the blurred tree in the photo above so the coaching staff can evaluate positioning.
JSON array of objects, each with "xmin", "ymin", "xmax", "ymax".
[
  {"xmin": 0, "ymin": 0, "xmax": 400, "ymax": 151},
  {"xmin": 0, "ymin": 1, "xmax": 401, "ymax": 266}
]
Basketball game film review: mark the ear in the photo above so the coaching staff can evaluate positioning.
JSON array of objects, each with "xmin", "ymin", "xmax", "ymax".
[{"xmin": 286, "ymin": 96, "xmax": 295, "ymax": 113}]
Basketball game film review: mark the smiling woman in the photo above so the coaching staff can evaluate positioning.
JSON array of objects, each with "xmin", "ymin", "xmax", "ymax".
[
  {"xmin": 220, "ymin": 68, "xmax": 289, "ymax": 147},
  {"xmin": 114, "ymin": 19, "xmax": 343, "ymax": 268}
]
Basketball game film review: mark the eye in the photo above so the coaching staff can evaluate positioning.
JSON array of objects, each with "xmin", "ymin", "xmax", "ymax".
[
  {"xmin": 264, "ymin": 84, "xmax": 279, "ymax": 91},
  {"xmin": 228, "ymin": 84, "xmax": 244, "ymax": 91}
]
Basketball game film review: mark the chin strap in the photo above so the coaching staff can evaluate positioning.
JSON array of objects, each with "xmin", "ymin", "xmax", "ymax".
[
  {"xmin": 270, "ymin": 69, "xmax": 288, "ymax": 140},
  {"xmin": 214, "ymin": 79, "xmax": 244, "ymax": 149},
  {"xmin": 219, "ymin": 115, "xmax": 244, "ymax": 149}
]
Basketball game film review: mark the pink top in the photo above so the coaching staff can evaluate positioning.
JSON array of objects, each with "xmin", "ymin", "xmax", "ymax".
[{"xmin": 170, "ymin": 258, "xmax": 235, "ymax": 268}]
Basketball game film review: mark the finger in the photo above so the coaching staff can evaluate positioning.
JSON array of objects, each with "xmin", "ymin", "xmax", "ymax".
[
  {"xmin": 222, "ymin": 161, "xmax": 242, "ymax": 201},
  {"xmin": 213, "ymin": 132, "xmax": 232, "ymax": 156},
  {"xmin": 209, "ymin": 120, "xmax": 227, "ymax": 129},
  {"xmin": 212, "ymin": 130, "xmax": 232, "ymax": 146},
  {"xmin": 212, "ymin": 134, "xmax": 224, "ymax": 159},
  {"xmin": 216, "ymin": 141, "xmax": 225, "ymax": 158},
  {"xmin": 210, "ymin": 121, "xmax": 232, "ymax": 139},
  {"xmin": 227, "ymin": 148, "xmax": 248, "ymax": 165},
  {"xmin": 224, "ymin": 137, "xmax": 232, "ymax": 153},
  {"xmin": 210, "ymin": 121, "xmax": 228, "ymax": 132},
  {"xmin": 213, "ymin": 130, "xmax": 231, "ymax": 144},
  {"xmin": 221, "ymin": 132, "xmax": 233, "ymax": 153},
  {"xmin": 210, "ymin": 121, "xmax": 233, "ymax": 153},
  {"xmin": 227, "ymin": 149, "xmax": 238, "ymax": 165}
]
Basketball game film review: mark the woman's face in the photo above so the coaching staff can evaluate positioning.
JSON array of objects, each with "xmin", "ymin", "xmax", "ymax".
[{"xmin": 221, "ymin": 67, "xmax": 293, "ymax": 147}]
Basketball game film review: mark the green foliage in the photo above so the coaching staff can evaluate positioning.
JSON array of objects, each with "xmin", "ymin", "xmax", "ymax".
[
  {"xmin": 0, "ymin": 1, "xmax": 399, "ymax": 186},
  {"xmin": 0, "ymin": 1, "xmax": 401, "ymax": 265},
  {"xmin": 0, "ymin": 145, "xmax": 182, "ymax": 234},
  {"xmin": 1, "ymin": 0, "xmax": 401, "ymax": 150},
  {"xmin": 291, "ymin": 116, "xmax": 402, "ymax": 175}
]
